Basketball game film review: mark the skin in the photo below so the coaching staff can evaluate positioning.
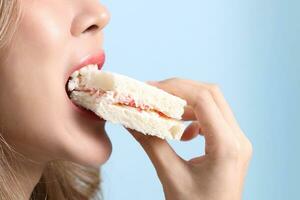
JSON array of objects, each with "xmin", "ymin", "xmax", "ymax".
[
  {"xmin": 129, "ymin": 80, "xmax": 253, "ymax": 200},
  {"xmin": 0, "ymin": 0, "xmax": 252, "ymax": 199},
  {"xmin": 0, "ymin": 0, "xmax": 111, "ymax": 198}
]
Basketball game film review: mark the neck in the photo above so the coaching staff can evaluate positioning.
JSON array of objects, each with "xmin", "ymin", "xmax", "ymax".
[
  {"xmin": 7, "ymin": 155, "xmax": 45, "ymax": 200},
  {"xmin": 19, "ymin": 161, "xmax": 45, "ymax": 199}
]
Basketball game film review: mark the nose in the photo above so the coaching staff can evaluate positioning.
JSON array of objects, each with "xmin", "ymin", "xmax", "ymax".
[{"xmin": 71, "ymin": 3, "xmax": 110, "ymax": 37}]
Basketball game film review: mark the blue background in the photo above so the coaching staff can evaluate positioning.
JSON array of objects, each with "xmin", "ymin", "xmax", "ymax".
[{"xmin": 100, "ymin": 0, "xmax": 300, "ymax": 199}]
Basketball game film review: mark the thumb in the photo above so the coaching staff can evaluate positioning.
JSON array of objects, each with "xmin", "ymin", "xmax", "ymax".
[{"xmin": 126, "ymin": 128, "xmax": 185, "ymax": 180}]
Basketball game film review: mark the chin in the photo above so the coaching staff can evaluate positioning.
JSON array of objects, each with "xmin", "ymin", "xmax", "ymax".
[
  {"xmin": 61, "ymin": 50, "xmax": 113, "ymax": 167},
  {"xmin": 63, "ymin": 119, "xmax": 112, "ymax": 168}
]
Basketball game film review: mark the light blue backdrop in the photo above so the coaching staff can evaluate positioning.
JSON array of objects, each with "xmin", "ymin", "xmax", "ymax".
[{"xmin": 100, "ymin": 0, "xmax": 300, "ymax": 199}]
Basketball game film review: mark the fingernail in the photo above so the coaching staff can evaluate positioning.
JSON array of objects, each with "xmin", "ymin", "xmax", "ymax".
[{"xmin": 146, "ymin": 81, "xmax": 158, "ymax": 85}]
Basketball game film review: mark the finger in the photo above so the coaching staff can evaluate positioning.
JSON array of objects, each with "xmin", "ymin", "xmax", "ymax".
[
  {"xmin": 148, "ymin": 79, "xmax": 239, "ymax": 158},
  {"xmin": 206, "ymin": 84, "xmax": 241, "ymax": 132},
  {"xmin": 189, "ymin": 82, "xmax": 245, "ymax": 139},
  {"xmin": 126, "ymin": 128, "xmax": 186, "ymax": 180},
  {"xmin": 181, "ymin": 121, "xmax": 201, "ymax": 141},
  {"xmin": 147, "ymin": 81, "xmax": 196, "ymax": 121},
  {"xmin": 152, "ymin": 78, "xmax": 231, "ymax": 144},
  {"xmin": 188, "ymin": 155, "xmax": 206, "ymax": 165},
  {"xmin": 149, "ymin": 80, "xmax": 240, "ymax": 131},
  {"xmin": 174, "ymin": 80, "xmax": 241, "ymax": 133},
  {"xmin": 182, "ymin": 80, "xmax": 241, "ymax": 133},
  {"xmin": 182, "ymin": 106, "xmax": 196, "ymax": 121},
  {"xmin": 151, "ymin": 78, "xmax": 240, "ymax": 158}
]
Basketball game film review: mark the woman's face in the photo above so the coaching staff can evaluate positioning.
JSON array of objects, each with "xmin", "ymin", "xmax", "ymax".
[{"xmin": 0, "ymin": 0, "xmax": 112, "ymax": 167}]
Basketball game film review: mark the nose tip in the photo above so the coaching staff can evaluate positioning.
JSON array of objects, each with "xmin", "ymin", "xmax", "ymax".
[
  {"xmin": 93, "ymin": 6, "xmax": 110, "ymax": 31},
  {"xmin": 71, "ymin": 5, "xmax": 110, "ymax": 37}
]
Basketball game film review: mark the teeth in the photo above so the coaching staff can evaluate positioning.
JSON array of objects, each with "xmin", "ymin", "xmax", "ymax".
[
  {"xmin": 70, "ymin": 64, "xmax": 98, "ymax": 79},
  {"xmin": 68, "ymin": 64, "xmax": 98, "ymax": 92},
  {"xmin": 79, "ymin": 64, "xmax": 98, "ymax": 75},
  {"xmin": 68, "ymin": 79, "xmax": 77, "ymax": 91},
  {"xmin": 71, "ymin": 71, "xmax": 79, "ymax": 79}
]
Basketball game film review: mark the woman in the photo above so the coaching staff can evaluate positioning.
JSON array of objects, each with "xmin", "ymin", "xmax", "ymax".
[{"xmin": 0, "ymin": 0, "xmax": 252, "ymax": 199}]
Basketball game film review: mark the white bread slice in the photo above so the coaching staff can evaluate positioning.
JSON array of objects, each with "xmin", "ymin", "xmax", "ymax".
[
  {"xmin": 68, "ymin": 65, "xmax": 187, "ymax": 140},
  {"xmin": 68, "ymin": 65, "xmax": 186, "ymax": 120},
  {"xmin": 70, "ymin": 91, "xmax": 185, "ymax": 140}
]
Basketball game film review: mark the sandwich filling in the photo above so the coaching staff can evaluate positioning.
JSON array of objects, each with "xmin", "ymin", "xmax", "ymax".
[
  {"xmin": 68, "ymin": 74, "xmax": 172, "ymax": 120},
  {"xmin": 73, "ymin": 88, "xmax": 172, "ymax": 119},
  {"xmin": 66, "ymin": 65, "xmax": 187, "ymax": 140}
]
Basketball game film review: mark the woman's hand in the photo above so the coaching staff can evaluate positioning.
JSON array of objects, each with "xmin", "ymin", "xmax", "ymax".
[{"xmin": 127, "ymin": 78, "xmax": 252, "ymax": 200}]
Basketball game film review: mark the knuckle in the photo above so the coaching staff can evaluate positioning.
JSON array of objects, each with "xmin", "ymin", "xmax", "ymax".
[
  {"xmin": 227, "ymin": 137, "xmax": 253, "ymax": 161},
  {"xmin": 162, "ymin": 77, "xmax": 181, "ymax": 83},
  {"xmin": 172, "ymin": 77, "xmax": 181, "ymax": 81},
  {"xmin": 216, "ymin": 136, "xmax": 242, "ymax": 160},
  {"xmin": 157, "ymin": 77, "xmax": 183, "ymax": 88},
  {"xmin": 213, "ymin": 132, "xmax": 253, "ymax": 162},
  {"xmin": 243, "ymin": 138, "xmax": 253, "ymax": 158},
  {"xmin": 193, "ymin": 88, "xmax": 212, "ymax": 109},
  {"xmin": 209, "ymin": 83, "xmax": 221, "ymax": 94},
  {"xmin": 212, "ymin": 138, "xmax": 239, "ymax": 160},
  {"xmin": 195, "ymin": 88, "xmax": 211, "ymax": 102},
  {"xmin": 227, "ymin": 139, "xmax": 241, "ymax": 159}
]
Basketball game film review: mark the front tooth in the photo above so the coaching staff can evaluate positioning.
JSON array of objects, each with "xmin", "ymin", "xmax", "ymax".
[
  {"xmin": 71, "ymin": 71, "xmax": 79, "ymax": 79},
  {"xmin": 79, "ymin": 64, "xmax": 98, "ymax": 75},
  {"xmin": 68, "ymin": 79, "xmax": 77, "ymax": 91},
  {"xmin": 79, "ymin": 66, "xmax": 88, "ymax": 75},
  {"xmin": 88, "ymin": 64, "xmax": 98, "ymax": 70}
]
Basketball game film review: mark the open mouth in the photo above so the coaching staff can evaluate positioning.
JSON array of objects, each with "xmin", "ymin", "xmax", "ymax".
[
  {"xmin": 65, "ymin": 73, "xmax": 104, "ymax": 121},
  {"xmin": 65, "ymin": 66, "xmax": 186, "ymax": 140},
  {"xmin": 65, "ymin": 77, "xmax": 72, "ymax": 98},
  {"xmin": 66, "ymin": 65, "xmax": 173, "ymax": 121},
  {"xmin": 65, "ymin": 51, "xmax": 106, "ymax": 121}
]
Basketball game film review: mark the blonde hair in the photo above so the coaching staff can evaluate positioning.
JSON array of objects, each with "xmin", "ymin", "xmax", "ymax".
[
  {"xmin": 0, "ymin": 0, "xmax": 19, "ymax": 57},
  {"xmin": 0, "ymin": 0, "xmax": 102, "ymax": 199}
]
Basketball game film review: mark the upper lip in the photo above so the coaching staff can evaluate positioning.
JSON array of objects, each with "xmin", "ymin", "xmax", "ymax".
[{"xmin": 65, "ymin": 50, "xmax": 106, "ymax": 84}]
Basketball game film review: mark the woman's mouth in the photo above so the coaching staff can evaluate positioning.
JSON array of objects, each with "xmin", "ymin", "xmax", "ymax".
[
  {"xmin": 65, "ymin": 50, "xmax": 105, "ymax": 83},
  {"xmin": 65, "ymin": 51, "xmax": 106, "ymax": 121}
]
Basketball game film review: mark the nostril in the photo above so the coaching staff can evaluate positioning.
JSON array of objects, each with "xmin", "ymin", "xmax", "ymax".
[{"xmin": 83, "ymin": 24, "xmax": 99, "ymax": 33}]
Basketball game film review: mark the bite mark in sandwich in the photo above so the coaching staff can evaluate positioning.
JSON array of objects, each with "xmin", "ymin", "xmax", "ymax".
[{"xmin": 67, "ymin": 65, "xmax": 187, "ymax": 140}]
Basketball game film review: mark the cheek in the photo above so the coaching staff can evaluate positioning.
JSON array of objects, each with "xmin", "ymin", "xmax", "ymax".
[
  {"xmin": 20, "ymin": 17, "xmax": 64, "ymax": 52},
  {"xmin": 3, "ymin": 2, "xmax": 72, "ymax": 107},
  {"xmin": 12, "ymin": 1, "xmax": 73, "ymax": 75},
  {"xmin": 0, "ymin": 1, "xmax": 111, "ymax": 165},
  {"xmin": 18, "ymin": 1, "xmax": 71, "ymax": 50},
  {"xmin": 20, "ymin": 26, "xmax": 67, "ymax": 65},
  {"xmin": 0, "ymin": 5, "xmax": 71, "ymax": 160}
]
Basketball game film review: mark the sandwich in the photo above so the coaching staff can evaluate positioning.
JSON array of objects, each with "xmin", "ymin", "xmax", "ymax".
[{"xmin": 67, "ymin": 65, "xmax": 187, "ymax": 140}]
